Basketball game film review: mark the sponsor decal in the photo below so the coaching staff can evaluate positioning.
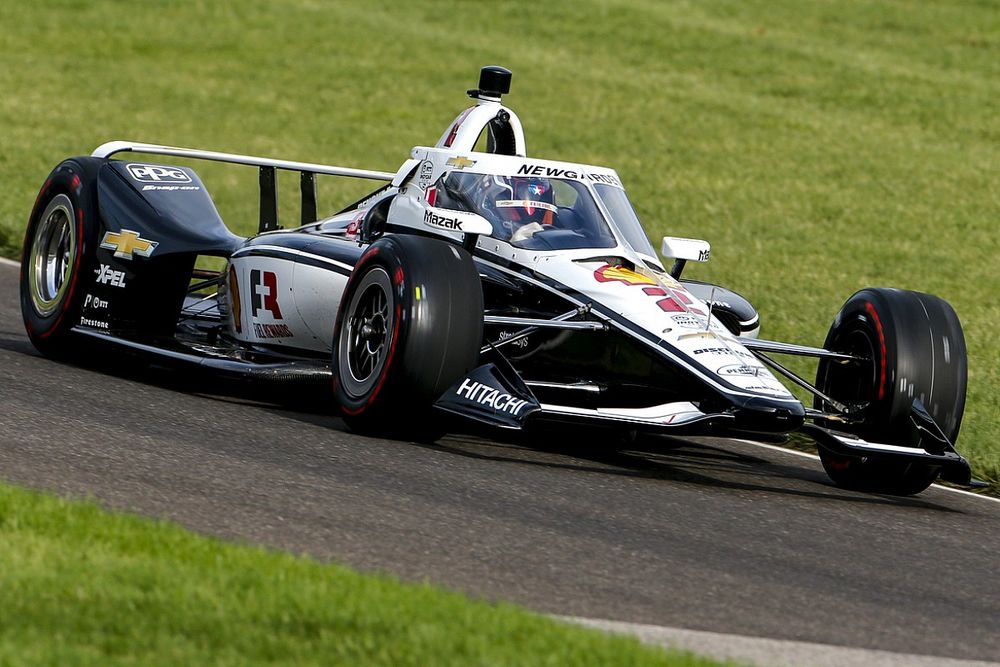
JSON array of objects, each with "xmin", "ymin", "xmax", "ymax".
[
  {"xmin": 594, "ymin": 264, "xmax": 706, "ymax": 314},
  {"xmin": 446, "ymin": 156, "xmax": 476, "ymax": 170},
  {"xmin": 250, "ymin": 269, "xmax": 283, "ymax": 319},
  {"xmin": 423, "ymin": 209, "xmax": 464, "ymax": 231},
  {"xmin": 516, "ymin": 164, "xmax": 622, "ymax": 187},
  {"xmin": 455, "ymin": 378, "xmax": 531, "ymax": 416},
  {"xmin": 100, "ymin": 230, "xmax": 158, "ymax": 260},
  {"xmin": 498, "ymin": 330, "xmax": 529, "ymax": 349},
  {"xmin": 698, "ymin": 248, "xmax": 711, "ymax": 262},
  {"xmin": 495, "ymin": 199, "xmax": 558, "ymax": 213},
  {"xmin": 228, "ymin": 265, "xmax": 242, "ymax": 334},
  {"xmin": 436, "ymin": 363, "xmax": 540, "ymax": 428},
  {"xmin": 126, "ymin": 164, "xmax": 192, "ymax": 184},
  {"xmin": 79, "ymin": 316, "xmax": 109, "ymax": 330},
  {"xmin": 693, "ymin": 346, "xmax": 753, "ymax": 358},
  {"xmin": 417, "ymin": 159, "xmax": 434, "ymax": 188},
  {"xmin": 670, "ymin": 314, "xmax": 702, "ymax": 329},
  {"xmin": 94, "ymin": 263, "xmax": 126, "ymax": 287},
  {"xmin": 594, "ymin": 265, "xmax": 656, "ymax": 287},
  {"xmin": 718, "ymin": 364, "xmax": 761, "ymax": 377},
  {"xmin": 83, "ymin": 294, "xmax": 109, "ymax": 310},
  {"xmin": 141, "ymin": 184, "xmax": 200, "ymax": 192},
  {"xmin": 253, "ymin": 323, "xmax": 293, "ymax": 338}
]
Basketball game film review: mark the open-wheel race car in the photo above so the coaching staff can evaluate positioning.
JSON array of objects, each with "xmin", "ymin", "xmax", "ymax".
[{"xmin": 21, "ymin": 66, "xmax": 972, "ymax": 495}]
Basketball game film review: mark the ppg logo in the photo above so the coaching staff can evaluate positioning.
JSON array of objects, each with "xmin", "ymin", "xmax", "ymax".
[{"xmin": 126, "ymin": 163, "xmax": 192, "ymax": 184}]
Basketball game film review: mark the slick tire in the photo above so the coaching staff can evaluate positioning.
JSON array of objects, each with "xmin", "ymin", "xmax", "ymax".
[
  {"xmin": 332, "ymin": 234, "xmax": 483, "ymax": 439},
  {"xmin": 20, "ymin": 157, "xmax": 104, "ymax": 358},
  {"xmin": 815, "ymin": 288, "xmax": 967, "ymax": 495}
]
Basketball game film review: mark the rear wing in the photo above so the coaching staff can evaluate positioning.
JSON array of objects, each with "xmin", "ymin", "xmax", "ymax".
[{"xmin": 92, "ymin": 141, "xmax": 396, "ymax": 233}]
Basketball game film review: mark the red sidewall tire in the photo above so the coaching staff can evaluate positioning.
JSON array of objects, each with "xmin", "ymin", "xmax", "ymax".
[
  {"xmin": 20, "ymin": 158, "xmax": 104, "ymax": 357},
  {"xmin": 815, "ymin": 288, "xmax": 967, "ymax": 495},
  {"xmin": 332, "ymin": 235, "xmax": 483, "ymax": 435}
]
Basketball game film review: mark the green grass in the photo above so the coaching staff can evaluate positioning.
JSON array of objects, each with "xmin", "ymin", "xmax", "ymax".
[
  {"xmin": 0, "ymin": 484, "xmax": 729, "ymax": 666},
  {"xmin": 0, "ymin": 1, "xmax": 996, "ymax": 465}
]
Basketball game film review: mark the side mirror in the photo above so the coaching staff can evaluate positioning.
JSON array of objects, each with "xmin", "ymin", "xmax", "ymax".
[
  {"xmin": 661, "ymin": 236, "xmax": 711, "ymax": 279},
  {"xmin": 661, "ymin": 236, "xmax": 711, "ymax": 262}
]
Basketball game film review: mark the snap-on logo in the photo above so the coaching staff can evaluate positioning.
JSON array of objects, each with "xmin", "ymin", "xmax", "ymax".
[{"xmin": 126, "ymin": 164, "xmax": 192, "ymax": 184}]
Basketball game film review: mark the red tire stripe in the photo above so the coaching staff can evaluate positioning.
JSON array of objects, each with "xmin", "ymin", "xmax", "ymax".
[{"xmin": 864, "ymin": 302, "xmax": 888, "ymax": 401}]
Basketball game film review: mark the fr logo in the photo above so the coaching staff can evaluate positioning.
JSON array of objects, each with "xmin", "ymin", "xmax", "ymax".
[{"xmin": 250, "ymin": 270, "xmax": 283, "ymax": 319}]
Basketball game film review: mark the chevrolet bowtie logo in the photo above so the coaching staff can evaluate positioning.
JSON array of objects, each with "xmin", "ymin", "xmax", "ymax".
[
  {"xmin": 100, "ymin": 230, "xmax": 158, "ymax": 260},
  {"xmin": 446, "ymin": 156, "xmax": 476, "ymax": 169}
]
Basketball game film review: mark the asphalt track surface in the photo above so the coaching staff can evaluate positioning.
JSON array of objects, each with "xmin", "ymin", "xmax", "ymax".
[{"xmin": 1, "ymin": 260, "xmax": 998, "ymax": 665}]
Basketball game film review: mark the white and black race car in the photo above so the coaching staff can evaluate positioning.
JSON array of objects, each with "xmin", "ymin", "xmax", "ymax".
[{"xmin": 21, "ymin": 66, "xmax": 972, "ymax": 495}]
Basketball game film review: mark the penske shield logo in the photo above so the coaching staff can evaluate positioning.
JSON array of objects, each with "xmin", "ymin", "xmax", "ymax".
[
  {"xmin": 100, "ymin": 230, "xmax": 158, "ymax": 260},
  {"xmin": 126, "ymin": 163, "xmax": 192, "ymax": 184}
]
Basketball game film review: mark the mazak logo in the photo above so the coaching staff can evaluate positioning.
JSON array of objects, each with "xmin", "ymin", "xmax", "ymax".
[
  {"xmin": 95, "ymin": 263, "xmax": 126, "ymax": 287},
  {"xmin": 250, "ymin": 269, "xmax": 283, "ymax": 320},
  {"xmin": 424, "ymin": 209, "xmax": 464, "ymax": 231},
  {"xmin": 126, "ymin": 163, "xmax": 192, "ymax": 184}
]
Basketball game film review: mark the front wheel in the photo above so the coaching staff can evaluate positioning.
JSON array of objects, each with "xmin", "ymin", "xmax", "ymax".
[
  {"xmin": 332, "ymin": 234, "xmax": 483, "ymax": 438},
  {"xmin": 815, "ymin": 288, "xmax": 967, "ymax": 495}
]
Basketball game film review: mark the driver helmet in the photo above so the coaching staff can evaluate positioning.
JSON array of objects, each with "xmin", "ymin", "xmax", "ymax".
[{"xmin": 494, "ymin": 176, "xmax": 556, "ymax": 226}]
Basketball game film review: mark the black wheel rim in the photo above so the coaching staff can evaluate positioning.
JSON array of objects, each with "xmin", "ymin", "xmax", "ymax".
[
  {"xmin": 824, "ymin": 328, "xmax": 876, "ymax": 409},
  {"xmin": 339, "ymin": 267, "xmax": 394, "ymax": 399},
  {"xmin": 29, "ymin": 194, "xmax": 77, "ymax": 317}
]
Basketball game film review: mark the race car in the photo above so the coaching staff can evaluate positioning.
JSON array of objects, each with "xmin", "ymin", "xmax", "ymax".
[{"xmin": 20, "ymin": 66, "xmax": 972, "ymax": 495}]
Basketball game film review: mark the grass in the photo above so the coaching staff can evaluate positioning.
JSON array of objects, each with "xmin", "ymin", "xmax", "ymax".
[{"xmin": 0, "ymin": 484, "xmax": 729, "ymax": 666}]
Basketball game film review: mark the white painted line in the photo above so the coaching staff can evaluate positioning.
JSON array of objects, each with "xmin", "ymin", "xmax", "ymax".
[
  {"xmin": 0, "ymin": 256, "xmax": 20, "ymax": 267},
  {"xmin": 730, "ymin": 438, "xmax": 1000, "ymax": 505},
  {"xmin": 558, "ymin": 616, "xmax": 1000, "ymax": 667},
  {"xmin": 732, "ymin": 437, "xmax": 820, "ymax": 460}
]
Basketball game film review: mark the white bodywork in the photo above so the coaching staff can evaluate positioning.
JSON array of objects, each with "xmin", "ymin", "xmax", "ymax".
[
  {"xmin": 227, "ymin": 250, "xmax": 349, "ymax": 353},
  {"xmin": 221, "ymin": 87, "xmax": 793, "ymax": 406}
]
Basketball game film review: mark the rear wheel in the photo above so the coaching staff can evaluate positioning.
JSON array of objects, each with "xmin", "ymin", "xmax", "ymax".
[
  {"xmin": 815, "ymin": 288, "xmax": 967, "ymax": 495},
  {"xmin": 332, "ymin": 234, "xmax": 483, "ymax": 439},
  {"xmin": 20, "ymin": 158, "xmax": 103, "ymax": 357}
]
